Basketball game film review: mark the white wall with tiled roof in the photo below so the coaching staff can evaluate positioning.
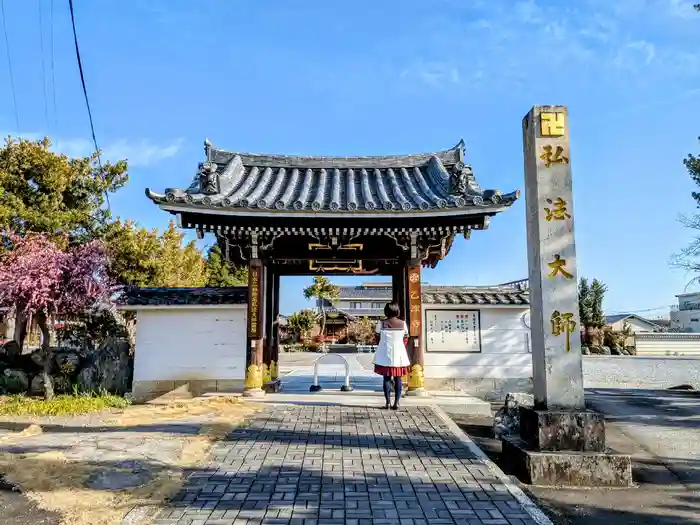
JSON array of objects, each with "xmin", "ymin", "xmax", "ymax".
[{"xmin": 421, "ymin": 303, "xmax": 532, "ymax": 399}]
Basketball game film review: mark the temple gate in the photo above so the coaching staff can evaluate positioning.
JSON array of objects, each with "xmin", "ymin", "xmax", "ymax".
[{"xmin": 146, "ymin": 139, "xmax": 518, "ymax": 396}]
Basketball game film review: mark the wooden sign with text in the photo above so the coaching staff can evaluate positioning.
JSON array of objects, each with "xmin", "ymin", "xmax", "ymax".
[
  {"xmin": 407, "ymin": 266, "xmax": 422, "ymax": 338},
  {"xmin": 247, "ymin": 264, "xmax": 262, "ymax": 339}
]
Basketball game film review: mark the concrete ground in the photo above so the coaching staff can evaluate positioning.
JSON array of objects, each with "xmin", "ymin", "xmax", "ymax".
[{"xmin": 452, "ymin": 388, "xmax": 700, "ymax": 525}]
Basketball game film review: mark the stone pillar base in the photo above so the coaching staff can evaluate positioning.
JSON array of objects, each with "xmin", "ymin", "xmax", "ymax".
[
  {"xmin": 500, "ymin": 407, "xmax": 632, "ymax": 487},
  {"xmin": 405, "ymin": 387, "xmax": 428, "ymax": 397},
  {"xmin": 501, "ymin": 435, "xmax": 633, "ymax": 487},
  {"xmin": 520, "ymin": 406, "xmax": 606, "ymax": 452},
  {"xmin": 242, "ymin": 388, "xmax": 266, "ymax": 398}
]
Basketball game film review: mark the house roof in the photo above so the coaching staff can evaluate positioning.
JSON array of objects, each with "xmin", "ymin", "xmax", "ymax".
[
  {"xmin": 117, "ymin": 287, "xmax": 247, "ymax": 307},
  {"xmin": 605, "ymin": 313, "xmax": 661, "ymax": 328},
  {"xmin": 337, "ymin": 286, "xmax": 393, "ymax": 300},
  {"xmin": 145, "ymin": 140, "xmax": 519, "ymax": 218}
]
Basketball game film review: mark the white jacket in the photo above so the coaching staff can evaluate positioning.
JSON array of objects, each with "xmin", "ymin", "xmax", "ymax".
[{"xmin": 373, "ymin": 320, "xmax": 411, "ymax": 368}]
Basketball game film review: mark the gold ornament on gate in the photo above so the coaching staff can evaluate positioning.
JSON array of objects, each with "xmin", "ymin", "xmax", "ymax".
[
  {"xmin": 244, "ymin": 364, "xmax": 263, "ymax": 389},
  {"xmin": 408, "ymin": 364, "xmax": 424, "ymax": 389},
  {"xmin": 269, "ymin": 360, "xmax": 278, "ymax": 380},
  {"xmin": 261, "ymin": 363, "xmax": 271, "ymax": 384}
]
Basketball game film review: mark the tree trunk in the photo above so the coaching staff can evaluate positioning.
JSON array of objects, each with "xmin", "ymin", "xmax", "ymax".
[
  {"xmin": 35, "ymin": 310, "xmax": 54, "ymax": 400},
  {"xmin": 319, "ymin": 304, "xmax": 326, "ymax": 342},
  {"xmin": 13, "ymin": 306, "xmax": 28, "ymax": 352}
]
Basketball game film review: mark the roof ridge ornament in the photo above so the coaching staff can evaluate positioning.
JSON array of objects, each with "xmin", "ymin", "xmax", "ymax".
[{"xmin": 198, "ymin": 161, "xmax": 219, "ymax": 195}]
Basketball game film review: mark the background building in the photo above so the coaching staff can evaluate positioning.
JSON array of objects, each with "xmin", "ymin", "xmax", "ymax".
[{"xmin": 671, "ymin": 292, "xmax": 700, "ymax": 332}]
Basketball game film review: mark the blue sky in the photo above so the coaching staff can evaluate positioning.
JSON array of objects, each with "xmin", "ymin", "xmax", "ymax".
[{"xmin": 1, "ymin": 0, "xmax": 699, "ymax": 317}]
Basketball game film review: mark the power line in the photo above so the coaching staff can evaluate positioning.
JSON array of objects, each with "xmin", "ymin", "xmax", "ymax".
[
  {"xmin": 0, "ymin": 0, "xmax": 19, "ymax": 130},
  {"xmin": 49, "ymin": 0, "xmax": 57, "ymax": 127},
  {"xmin": 68, "ymin": 0, "xmax": 98, "ymax": 155},
  {"xmin": 38, "ymin": 0, "xmax": 50, "ymax": 130},
  {"xmin": 67, "ymin": 0, "xmax": 110, "ymax": 213}
]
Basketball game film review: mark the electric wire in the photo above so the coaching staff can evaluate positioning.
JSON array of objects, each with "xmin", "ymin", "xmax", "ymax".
[
  {"xmin": 49, "ymin": 0, "xmax": 57, "ymax": 127},
  {"xmin": 67, "ymin": 0, "xmax": 110, "ymax": 213},
  {"xmin": 0, "ymin": 0, "xmax": 20, "ymax": 130},
  {"xmin": 39, "ymin": 0, "xmax": 50, "ymax": 130}
]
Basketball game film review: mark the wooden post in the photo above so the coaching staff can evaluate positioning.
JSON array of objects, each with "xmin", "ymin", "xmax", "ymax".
[
  {"xmin": 262, "ymin": 265, "xmax": 274, "ymax": 386},
  {"xmin": 406, "ymin": 262, "xmax": 426, "ymax": 395},
  {"xmin": 244, "ymin": 259, "xmax": 265, "ymax": 397},
  {"xmin": 271, "ymin": 272, "xmax": 280, "ymax": 381},
  {"xmin": 392, "ymin": 263, "xmax": 407, "ymax": 322}
]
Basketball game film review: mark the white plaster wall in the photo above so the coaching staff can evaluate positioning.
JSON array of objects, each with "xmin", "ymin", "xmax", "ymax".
[
  {"xmin": 422, "ymin": 306, "xmax": 531, "ymax": 379},
  {"xmin": 583, "ymin": 356, "xmax": 700, "ymax": 389},
  {"xmin": 133, "ymin": 306, "xmax": 247, "ymax": 382}
]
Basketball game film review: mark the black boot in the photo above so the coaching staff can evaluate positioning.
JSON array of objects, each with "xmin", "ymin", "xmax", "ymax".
[{"xmin": 391, "ymin": 376, "xmax": 402, "ymax": 410}]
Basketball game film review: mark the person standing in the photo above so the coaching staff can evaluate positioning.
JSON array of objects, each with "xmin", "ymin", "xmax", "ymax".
[{"xmin": 373, "ymin": 302, "xmax": 411, "ymax": 410}]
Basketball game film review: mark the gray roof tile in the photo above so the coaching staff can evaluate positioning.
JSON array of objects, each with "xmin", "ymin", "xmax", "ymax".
[
  {"xmin": 118, "ymin": 287, "xmax": 247, "ymax": 306},
  {"xmin": 146, "ymin": 140, "xmax": 519, "ymax": 215}
]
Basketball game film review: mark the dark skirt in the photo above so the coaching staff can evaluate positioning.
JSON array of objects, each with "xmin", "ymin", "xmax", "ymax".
[{"xmin": 374, "ymin": 365, "xmax": 410, "ymax": 377}]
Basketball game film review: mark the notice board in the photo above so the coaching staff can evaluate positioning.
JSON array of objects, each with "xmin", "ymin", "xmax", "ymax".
[{"xmin": 425, "ymin": 309, "xmax": 481, "ymax": 352}]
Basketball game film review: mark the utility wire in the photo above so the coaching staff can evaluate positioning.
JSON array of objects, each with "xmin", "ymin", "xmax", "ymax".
[
  {"xmin": 49, "ymin": 0, "xmax": 57, "ymax": 127},
  {"xmin": 38, "ymin": 0, "xmax": 50, "ymax": 130},
  {"xmin": 0, "ymin": 0, "xmax": 20, "ymax": 130},
  {"xmin": 67, "ymin": 0, "xmax": 110, "ymax": 213}
]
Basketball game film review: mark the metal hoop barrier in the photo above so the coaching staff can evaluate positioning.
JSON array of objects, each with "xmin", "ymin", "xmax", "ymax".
[{"xmin": 309, "ymin": 354, "xmax": 353, "ymax": 392}]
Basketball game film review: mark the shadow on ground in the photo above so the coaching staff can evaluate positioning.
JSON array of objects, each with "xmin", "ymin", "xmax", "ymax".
[{"xmin": 450, "ymin": 410, "xmax": 700, "ymax": 525}]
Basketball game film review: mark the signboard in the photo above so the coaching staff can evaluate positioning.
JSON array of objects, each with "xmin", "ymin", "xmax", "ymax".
[
  {"xmin": 425, "ymin": 309, "xmax": 481, "ymax": 353},
  {"xmin": 247, "ymin": 264, "xmax": 262, "ymax": 338},
  {"xmin": 407, "ymin": 266, "xmax": 422, "ymax": 337}
]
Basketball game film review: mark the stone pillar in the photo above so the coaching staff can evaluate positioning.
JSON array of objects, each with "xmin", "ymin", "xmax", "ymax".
[
  {"xmin": 271, "ymin": 272, "xmax": 280, "ymax": 382},
  {"xmin": 262, "ymin": 265, "xmax": 273, "ymax": 385},
  {"xmin": 502, "ymin": 105, "xmax": 632, "ymax": 487},
  {"xmin": 406, "ymin": 262, "xmax": 426, "ymax": 395},
  {"xmin": 523, "ymin": 105, "xmax": 584, "ymax": 410},
  {"xmin": 244, "ymin": 259, "xmax": 265, "ymax": 397}
]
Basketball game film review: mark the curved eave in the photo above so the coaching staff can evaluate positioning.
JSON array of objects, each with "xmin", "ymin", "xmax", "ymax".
[{"xmin": 147, "ymin": 190, "xmax": 520, "ymax": 220}]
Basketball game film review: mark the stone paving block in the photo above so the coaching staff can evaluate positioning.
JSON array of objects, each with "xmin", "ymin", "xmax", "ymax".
[{"xmin": 152, "ymin": 406, "xmax": 544, "ymax": 525}]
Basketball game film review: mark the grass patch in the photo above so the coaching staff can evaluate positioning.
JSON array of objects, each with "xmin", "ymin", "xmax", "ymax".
[{"xmin": 0, "ymin": 392, "xmax": 130, "ymax": 417}]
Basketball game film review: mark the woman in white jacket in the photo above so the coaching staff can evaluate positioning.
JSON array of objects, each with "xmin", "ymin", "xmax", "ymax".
[{"xmin": 373, "ymin": 302, "xmax": 411, "ymax": 410}]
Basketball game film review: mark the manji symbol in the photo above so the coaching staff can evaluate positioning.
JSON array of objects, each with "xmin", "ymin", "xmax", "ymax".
[
  {"xmin": 540, "ymin": 145, "xmax": 569, "ymax": 168},
  {"xmin": 547, "ymin": 254, "xmax": 573, "ymax": 279},
  {"xmin": 544, "ymin": 197, "xmax": 571, "ymax": 221},
  {"xmin": 551, "ymin": 310, "xmax": 577, "ymax": 352},
  {"xmin": 540, "ymin": 112, "xmax": 566, "ymax": 137}
]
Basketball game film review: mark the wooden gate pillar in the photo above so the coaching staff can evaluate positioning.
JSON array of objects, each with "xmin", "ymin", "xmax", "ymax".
[
  {"xmin": 271, "ymin": 272, "xmax": 281, "ymax": 381},
  {"xmin": 406, "ymin": 262, "xmax": 426, "ymax": 395},
  {"xmin": 262, "ymin": 266, "xmax": 281, "ymax": 392},
  {"xmin": 392, "ymin": 263, "xmax": 407, "ymax": 322},
  {"xmin": 244, "ymin": 259, "xmax": 265, "ymax": 397}
]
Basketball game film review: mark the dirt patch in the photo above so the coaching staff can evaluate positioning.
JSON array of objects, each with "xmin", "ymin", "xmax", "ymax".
[{"xmin": 0, "ymin": 397, "xmax": 260, "ymax": 525}]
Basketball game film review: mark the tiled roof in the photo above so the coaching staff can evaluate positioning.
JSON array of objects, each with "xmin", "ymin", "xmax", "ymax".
[
  {"xmin": 422, "ymin": 286, "xmax": 529, "ymax": 306},
  {"xmin": 117, "ymin": 287, "xmax": 247, "ymax": 307},
  {"xmin": 145, "ymin": 140, "xmax": 519, "ymax": 216},
  {"xmin": 337, "ymin": 286, "xmax": 393, "ymax": 300}
]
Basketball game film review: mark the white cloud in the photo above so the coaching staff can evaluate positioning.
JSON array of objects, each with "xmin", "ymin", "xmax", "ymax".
[
  {"xmin": 401, "ymin": 61, "xmax": 461, "ymax": 88},
  {"xmin": 1, "ymin": 134, "xmax": 184, "ymax": 167},
  {"xmin": 404, "ymin": 0, "xmax": 699, "ymax": 91}
]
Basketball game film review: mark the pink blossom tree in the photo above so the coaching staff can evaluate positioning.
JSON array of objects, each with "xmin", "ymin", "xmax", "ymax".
[{"xmin": 0, "ymin": 233, "xmax": 114, "ymax": 399}]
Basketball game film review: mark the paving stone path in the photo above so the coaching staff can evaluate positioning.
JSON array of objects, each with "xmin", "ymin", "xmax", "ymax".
[{"xmin": 154, "ymin": 405, "xmax": 543, "ymax": 525}]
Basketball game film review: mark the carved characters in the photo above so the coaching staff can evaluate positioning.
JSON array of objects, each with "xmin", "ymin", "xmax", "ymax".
[{"xmin": 198, "ymin": 161, "xmax": 219, "ymax": 195}]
